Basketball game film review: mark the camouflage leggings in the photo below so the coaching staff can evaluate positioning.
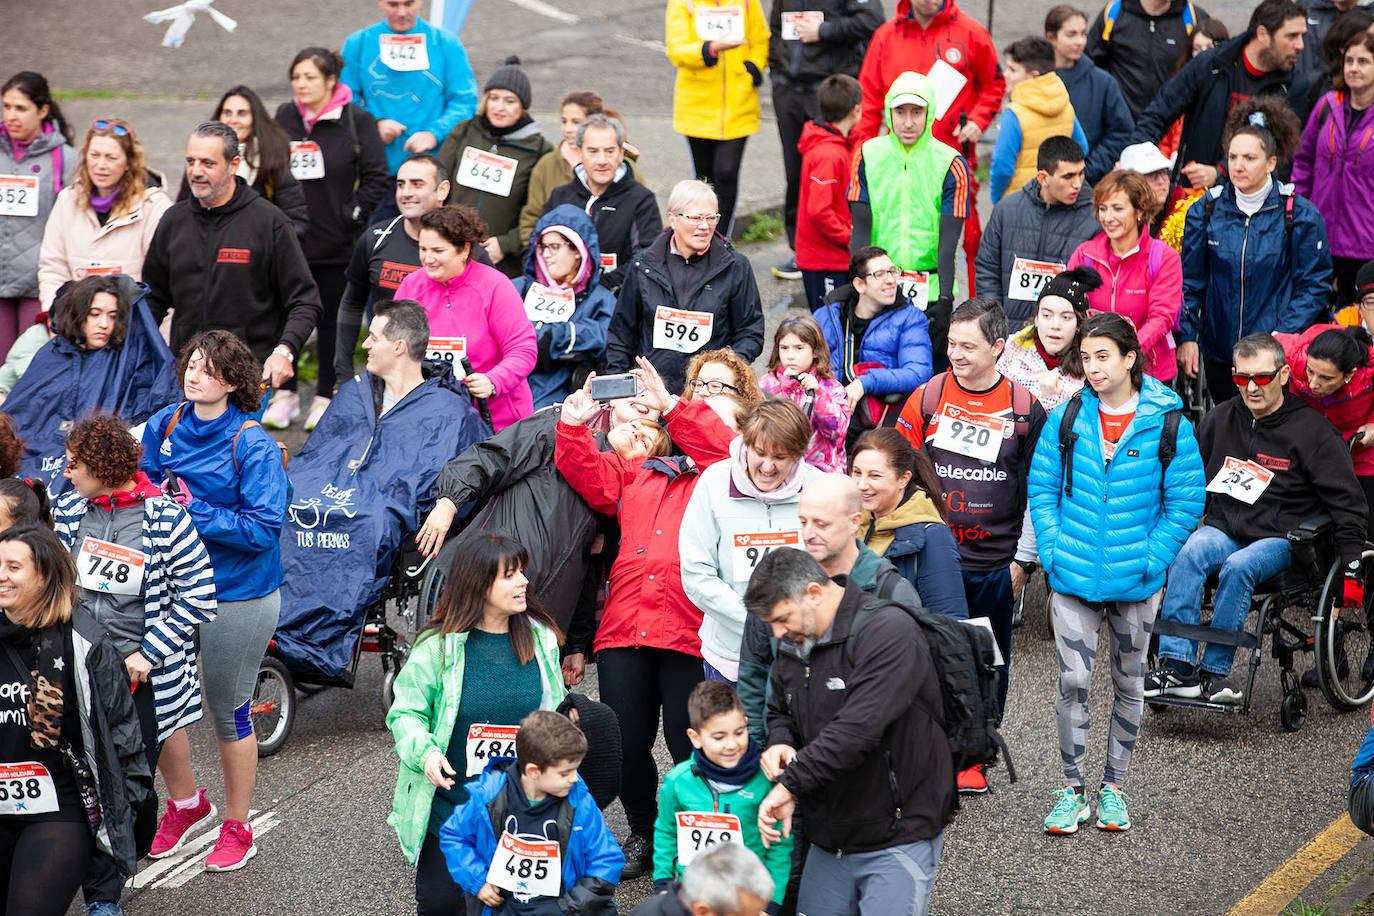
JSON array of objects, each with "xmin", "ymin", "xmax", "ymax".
[{"xmin": 1052, "ymin": 590, "xmax": 1162, "ymax": 789}]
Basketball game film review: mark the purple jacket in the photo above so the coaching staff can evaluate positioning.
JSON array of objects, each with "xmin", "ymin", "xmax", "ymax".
[{"xmin": 1293, "ymin": 91, "xmax": 1374, "ymax": 260}]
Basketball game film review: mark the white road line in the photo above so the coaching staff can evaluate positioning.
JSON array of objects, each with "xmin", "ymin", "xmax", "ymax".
[
  {"xmin": 614, "ymin": 33, "xmax": 667, "ymax": 52},
  {"xmin": 157, "ymin": 811, "xmax": 282, "ymax": 889},
  {"xmin": 502, "ymin": 0, "xmax": 579, "ymax": 24},
  {"xmin": 129, "ymin": 809, "xmax": 280, "ymax": 890}
]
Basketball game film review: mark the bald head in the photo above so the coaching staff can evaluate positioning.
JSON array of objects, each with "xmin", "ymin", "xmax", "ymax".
[{"xmin": 799, "ymin": 475, "xmax": 864, "ymax": 573}]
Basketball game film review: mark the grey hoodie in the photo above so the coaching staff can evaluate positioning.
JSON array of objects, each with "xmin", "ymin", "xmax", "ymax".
[{"xmin": 0, "ymin": 126, "xmax": 76, "ymax": 297}]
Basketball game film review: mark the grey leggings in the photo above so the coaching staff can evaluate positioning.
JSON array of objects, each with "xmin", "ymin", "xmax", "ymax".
[
  {"xmin": 1052, "ymin": 589, "xmax": 1161, "ymax": 789},
  {"xmin": 200, "ymin": 591, "xmax": 280, "ymax": 742}
]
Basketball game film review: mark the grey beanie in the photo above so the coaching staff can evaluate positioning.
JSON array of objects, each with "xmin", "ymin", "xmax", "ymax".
[{"xmin": 483, "ymin": 55, "xmax": 531, "ymax": 110}]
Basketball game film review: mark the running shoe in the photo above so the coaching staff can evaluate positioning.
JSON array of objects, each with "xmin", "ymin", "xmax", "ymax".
[
  {"xmin": 1203, "ymin": 673, "xmax": 1243, "ymax": 704},
  {"xmin": 957, "ymin": 764, "xmax": 988, "ymax": 794},
  {"xmin": 303, "ymin": 395, "xmax": 331, "ymax": 431},
  {"xmin": 148, "ymin": 789, "xmax": 217, "ymax": 858},
  {"xmin": 205, "ymin": 820, "xmax": 257, "ymax": 872},
  {"xmin": 772, "ymin": 257, "xmax": 802, "ymax": 280},
  {"xmin": 1095, "ymin": 784, "xmax": 1131, "ymax": 831},
  {"xmin": 1043, "ymin": 786, "xmax": 1090, "ymax": 834},
  {"xmin": 619, "ymin": 833, "xmax": 653, "ymax": 880},
  {"xmin": 262, "ymin": 390, "xmax": 300, "ymax": 429},
  {"xmin": 1143, "ymin": 663, "xmax": 1201, "ymax": 698}
]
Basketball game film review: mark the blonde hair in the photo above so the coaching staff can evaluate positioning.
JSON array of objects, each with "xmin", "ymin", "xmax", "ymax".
[{"xmin": 75, "ymin": 120, "xmax": 150, "ymax": 222}]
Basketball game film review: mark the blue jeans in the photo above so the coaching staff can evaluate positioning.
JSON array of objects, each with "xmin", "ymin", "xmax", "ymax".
[
  {"xmin": 797, "ymin": 833, "xmax": 944, "ymax": 916},
  {"xmin": 963, "ymin": 568, "xmax": 1014, "ymax": 721},
  {"xmin": 1157, "ymin": 525, "xmax": 1291, "ymax": 675},
  {"xmin": 702, "ymin": 659, "xmax": 737, "ymax": 689}
]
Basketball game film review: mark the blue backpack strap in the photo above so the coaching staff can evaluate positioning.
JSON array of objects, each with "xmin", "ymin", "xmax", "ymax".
[
  {"xmin": 1101, "ymin": 0, "xmax": 1122, "ymax": 41},
  {"xmin": 1182, "ymin": 1, "xmax": 1197, "ymax": 34}
]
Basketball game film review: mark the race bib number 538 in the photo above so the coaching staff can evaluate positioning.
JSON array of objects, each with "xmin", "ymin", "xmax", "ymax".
[{"xmin": 0, "ymin": 762, "xmax": 58, "ymax": 815}]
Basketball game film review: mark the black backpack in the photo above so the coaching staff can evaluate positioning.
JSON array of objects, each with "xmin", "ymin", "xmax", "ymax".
[
  {"xmin": 849, "ymin": 586, "xmax": 1016, "ymax": 785},
  {"xmin": 1056, "ymin": 394, "xmax": 1182, "ymax": 498}
]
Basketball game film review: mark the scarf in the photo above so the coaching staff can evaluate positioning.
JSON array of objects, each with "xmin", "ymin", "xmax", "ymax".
[
  {"xmin": 1033, "ymin": 333, "xmax": 1060, "ymax": 369},
  {"xmin": 728, "ymin": 436, "xmax": 805, "ymax": 502},
  {"xmin": 90, "ymin": 188, "xmax": 119, "ymax": 215},
  {"xmin": 691, "ymin": 738, "xmax": 763, "ymax": 789},
  {"xmin": 90, "ymin": 471, "xmax": 162, "ymax": 511},
  {"xmin": 0, "ymin": 614, "xmax": 65, "ymax": 750},
  {"xmin": 478, "ymin": 113, "xmax": 534, "ymax": 138}
]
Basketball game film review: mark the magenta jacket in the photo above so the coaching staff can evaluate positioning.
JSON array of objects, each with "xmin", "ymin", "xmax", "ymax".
[
  {"xmin": 394, "ymin": 259, "xmax": 536, "ymax": 429},
  {"xmin": 1067, "ymin": 227, "xmax": 1183, "ymax": 382},
  {"xmin": 1293, "ymin": 91, "xmax": 1374, "ymax": 261},
  {"xmin": 759, "ymin": 366, "xmax": 851, "ymax": 473}
]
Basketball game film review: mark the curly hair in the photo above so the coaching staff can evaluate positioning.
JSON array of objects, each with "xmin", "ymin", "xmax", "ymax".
[
  {"xmin": 419, "ymin": 205, "xmax": 488, "ymax": 250},
  {"xmin": 1092, "ymin": 170, "xmax": 1157, "ymax": 229},
  {"xmin": 74, "ymin": 119, "xmax": 150, "ymax": 223},
  {"xmin": 65, "ymin": 413, "xmax": 142, "ymax": 488},
  {"xmin": 1223, "ymin": 96, "xmax": 1301, "ymax": 167},
  {"xmin": 51, "ymin": 275, "xmax": 131, "ymax": 351},
  {"xmin": 681, "ymin": 348, "xmax": 763, "ymax": 407},
  {"xmin": 0, "ymin": 415, "xmax": 22, "ymax": 480},
  {"xmin": 177, "ymin": 330, "xmax": 264, "ymax": 413}
]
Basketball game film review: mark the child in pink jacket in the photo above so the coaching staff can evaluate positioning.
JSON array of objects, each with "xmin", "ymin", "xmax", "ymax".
[{"xmin": 759, "ymin": 316, "xmax": 850, "ymax": 472}]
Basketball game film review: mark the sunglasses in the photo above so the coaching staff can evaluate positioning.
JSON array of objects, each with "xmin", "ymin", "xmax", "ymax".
[
  {"xmin": 1232, "ymin": 371, "xmax": 1278, "ymax": 387},
  {"xmin": 92, "ymin": 119, "xmax": 130, "ymax": 137}
]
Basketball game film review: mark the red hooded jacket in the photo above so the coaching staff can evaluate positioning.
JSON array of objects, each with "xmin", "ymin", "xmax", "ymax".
[
  {"xmin": 855, "ymin": 0, "xmax": 1004, "ymax": 168},
  {"xmin": 1278, "ymin": 324, "xmax": 1374, "ymax": 477},
  {"xmin": 795, "ymin": 121, "xmax": 858, "ymax": 272}
]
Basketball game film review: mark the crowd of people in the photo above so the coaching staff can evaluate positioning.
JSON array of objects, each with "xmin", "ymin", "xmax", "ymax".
[{"xmin": 7, "ymin": 0, "xmax": 1374, "ymax": 912}]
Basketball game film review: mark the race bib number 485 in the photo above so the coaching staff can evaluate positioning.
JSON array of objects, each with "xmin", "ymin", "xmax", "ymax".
[{"xmin": 485, "ymin": 831, "xmax": 561, "ymax": 898}]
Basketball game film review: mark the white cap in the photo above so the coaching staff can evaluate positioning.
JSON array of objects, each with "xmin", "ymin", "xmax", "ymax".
[
  {"xmin": 1116, "ymin": 142, "xmax": 1174, "ymax": 174},
  {"xmin": 887, "ymin": 93, "xmax": 928, "ymax": 110}
]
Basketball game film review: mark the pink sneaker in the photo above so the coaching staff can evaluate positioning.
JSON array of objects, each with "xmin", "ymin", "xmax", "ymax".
[
  {"xmin": 205, "ymin": 820, "xmax": 257, "ymax": 871},
  {"xmin": 148, "ymin": 789, "xmax": 217, "ymax": 858}
]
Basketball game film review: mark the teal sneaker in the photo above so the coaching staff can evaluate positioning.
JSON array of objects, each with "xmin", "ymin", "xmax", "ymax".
[
  {"xmin": 1044, "ymin": 786, "xmax": 1090, "ymax": 834},
  {"xmin": 1096, "ymin": 784, "xmax": 1131, "ymax": 831}
]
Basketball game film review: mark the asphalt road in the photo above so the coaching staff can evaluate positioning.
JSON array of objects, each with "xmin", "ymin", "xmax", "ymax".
[{"xmin": 22, "ymin": 0, "xmax": 1350, "ymax": 913}]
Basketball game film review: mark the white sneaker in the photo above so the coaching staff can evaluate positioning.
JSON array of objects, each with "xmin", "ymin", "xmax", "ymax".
[
  {"xmin": 303, "ymin": 396, "xmax": 330, "ymax": 431},
  {"xmin": 262, "ymin": 391, "xmax": 300, "ymax": 429}
]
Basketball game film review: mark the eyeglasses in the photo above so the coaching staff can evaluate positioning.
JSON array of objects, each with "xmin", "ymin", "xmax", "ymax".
[
  {"xmin": 673, "ymin": 212, "xmax": 721, "ymax": 226},
  {"xmin": 862, "ymin": 267, "xmax": 901, "ymax": 280},
  {"xmin": 1359, "ymin": 295, "xmax": 1374, "ymax": 309},
  {"xmin": 1232, "ymin": 371, "xmax": 1278, "ymax": 388},
  {"xmin": 537, "ymin": 240, "xmax": 569, "ymax": 254},
  {"xmin": 687, "ymin": 379, "xmax": 739, "ymax": 395},
  {"xmin": 91, "ymin": 119, "xmax": 130, "ymax": 137}
]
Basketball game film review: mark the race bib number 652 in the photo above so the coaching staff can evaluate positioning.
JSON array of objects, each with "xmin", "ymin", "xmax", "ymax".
[{"xmin": 0, "ymin": 176, "xmax": 38, "ymax": 217}]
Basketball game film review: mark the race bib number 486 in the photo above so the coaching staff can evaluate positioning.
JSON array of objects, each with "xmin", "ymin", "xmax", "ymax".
[{"xmin": 465, "ymin": 723, "xmax": 519, "ymax": 777}]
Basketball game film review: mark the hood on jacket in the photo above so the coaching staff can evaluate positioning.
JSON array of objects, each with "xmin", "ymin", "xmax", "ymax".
[
  {"xmin": 898, "ymin": 0, "xmax": 958, "ymax": 28},
  {"xmin": 826, "ymin": 279, "xmax": 912, "ymax": 325},
  {"xmin": 463, "ymin": 756, "xmax": 597, "ymax": 812},
  {"xmin": 1076, "ymin": 372, "xmax": 1185, "ymax": 420},
  {"xmin": 1011, "ymin": 71, "xmax": 1072, "ymax": 118},
  {"xmin": 1018, "ymin": 177, "xmax": 1094, "ymax": 211},
  {"xmin": 524, "ymin": 203, "xmax": 602, "ymax": 292},
  {"xmin": 848, "ymin": 539, "xmax": 889, "ymax": 589},
  {"xmin": 189, "ymin": 176, "xmax": 260, "ymax": 219},
  {"xmin": 2, "ymin": 121, "xmax": 68, "ymax": 161},
  {"xmin": 1058, "ymin": 55, "xmax": 1101, "ymax": 91},
  {"xmin": 296, "ymin": 82, "xmax": 354, "ymax": 131},
  {"xmin": 874, "ymin": 489, "xmax": 945, "ymax": 534},
  {"xmin": 798, "ymin": 120, "xmax": 853, "ymax": 158},
  {"xmin": 884, "ymin": 71, "xmax": 939, "ymax": 147},
  {"xmin": 573, "ymin": 160, "xmax": 633, "ymax": 197}
]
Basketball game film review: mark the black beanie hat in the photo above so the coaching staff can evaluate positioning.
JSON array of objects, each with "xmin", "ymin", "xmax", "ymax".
[
  {"xmin": 483, "ymin": 55, "xmax": 532, "ymax": 110},
  {"xmin": 1357, "ymin": 260, "xmax": 1374, "ymax": 302},
  {"xmin": 1038, "ymin": 265, "xmax": 1104, "ymax": 316}
]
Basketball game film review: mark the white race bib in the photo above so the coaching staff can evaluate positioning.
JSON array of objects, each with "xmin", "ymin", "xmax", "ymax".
[
  {"xmin": 900, "ymin": 270, "xmax": 930, "ymax": 306},
  {"xmin": 73, "ymin": 263, "xmax": 124, "ymax": 279},
  {"xmin": 652, "ymin": 307, "xmax": 713, "ymax": 353},
  {"xmin": 464, "ymin": 723, "xmax": 519, "ymax": 777},
  {"xmin": 485, "ymin": 831, "xmax": 562, "ymax": 898},
  {"xmin": 0, "ymin": 175, "xmax": 38, "ymax": 217},
  {"xmin": 929, "ymin": 404, "xmax": 1008, "ymax": 463},
  {"xmin": 289, "ymin": 141, "xmax": 325, "ymax": 181},
  {"xmin": 523, "ymin": 282, "xmax": 576, "ymax": 324},
  {"xmin": 378, "ymin": 33, "xmax": 429, "ymax": 71},
  {"xmin": 694, "ymin": 5, "xmax": 745, "ymax": 42},
  {"xmin": 1008, "ymin": 257, "xmax": 1065, "ymax": 302},
  {"xmin": 425, "ymin": 336, "xmax": 467, "ymax": 372},
  {"xmin": 676, "ymin": 811, "xmax": 741, "ymax": 867},
  {"xmin": 0, "ymin": 762, "xmax": 58, "ymax": 815},
  {"xmin": 731, "ymin": 530, "xmax": 802, "ymax": 582},
  {"xmin": 781, "ymin": 10, "xmax": 823, "ymax": 39},
  {"xmin": 77, "ymin": 537, "xmax": 146, "ymax": 596},
  {"xmin": 455, "ymin": 147, "xmax": 517, "ymax": 198},
  {"xmin": 1205, "ymin": 456, "xmax": 1274, "ymax": 506},
  {"xmin": 599, "ymin": 252, "xmax": 617, "ymax": 272}
]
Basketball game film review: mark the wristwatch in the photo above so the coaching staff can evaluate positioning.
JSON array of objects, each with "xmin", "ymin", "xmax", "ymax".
[
  {"xmin": 1013, "ymin": 559, "xmax": 1038, "ymax": 574},
  {"xmin": 272, "ymin": 344, "xmax": 293, "ymax": 360}
]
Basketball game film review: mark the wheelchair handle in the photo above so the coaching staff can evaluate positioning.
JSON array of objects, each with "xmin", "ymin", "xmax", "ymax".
[{"xmin": 460, "ymin": 356, "xmax": 495, "ymax": 429}]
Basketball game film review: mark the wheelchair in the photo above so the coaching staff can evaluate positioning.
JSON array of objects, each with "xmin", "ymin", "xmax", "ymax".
[
  {"xmin": 251, "ymin": 543, "xmax": 439, "ymax": 757},
  {"xmin": 1146, "ymin": 516, "xmax": 1374, "ymax": 731}
]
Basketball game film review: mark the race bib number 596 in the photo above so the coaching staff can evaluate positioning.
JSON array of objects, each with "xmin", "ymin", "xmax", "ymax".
[{"xmin": 652, "ymin": 307, "xmax": 713, "ymax": 354}]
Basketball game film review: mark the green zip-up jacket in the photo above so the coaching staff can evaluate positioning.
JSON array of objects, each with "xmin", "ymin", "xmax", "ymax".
[
  {"xmin": 385, "ymin": 622, "xmax": 566, "ymax": 864},
  {"xmin": 652, "ymin": 757, "xmax": 791, "ymax": 903}
]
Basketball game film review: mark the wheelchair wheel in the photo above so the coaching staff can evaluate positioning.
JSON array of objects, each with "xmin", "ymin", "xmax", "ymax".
[
  {"xmin": 412, "ymin": 539, "xmax": 461, "ymax": 645},
  {"xmin": 1315, "ymin": 548, "xmax": 1374, "ymax": 711},
  {"xmin": 253, "ymin": 656, "xmax": 295, "ymax": 758},
  {"xmin": 1280, "ymin": 689, "xmax": 1308, "ymax": 732}
]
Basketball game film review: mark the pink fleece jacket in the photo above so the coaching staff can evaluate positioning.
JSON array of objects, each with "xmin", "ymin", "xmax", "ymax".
[
  {"xmin": 1067, "ymin": 227, "xmax": 1183, "ymax": 382},
  {"xmin": 394, "ymin": 259, "xmax": 536, "ymax": 429}
]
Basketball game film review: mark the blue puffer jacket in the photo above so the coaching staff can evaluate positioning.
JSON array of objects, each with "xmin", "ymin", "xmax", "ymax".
[
  {"xmin": 815, "ymin": 286, "xmax": 933, "ymax": 397},
  {"xmin": 513, "ymin": 205, "xmax": 617, "ymax": 409},
  {"xmin": 1028, "ymin": 377, "xmax": 1206, "ymax": 602},
  {"xmin": 1179, "ymin": 180, "xmax": 1333, "ymax": 363}
]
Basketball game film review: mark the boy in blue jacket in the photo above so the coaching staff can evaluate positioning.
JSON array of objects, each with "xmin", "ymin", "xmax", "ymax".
[{"xmin": 441, "ymin": 710, "xmax": 625, "ymax": 915}]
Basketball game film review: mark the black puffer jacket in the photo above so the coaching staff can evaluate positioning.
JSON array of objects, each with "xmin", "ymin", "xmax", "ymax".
[
  {"xmin": 605, "ymin": 231, "xmax": 764, "ymax": 393},
  {"xmin": 768, "ymin": 578, "xmax": 955, "ymax": 852},
  {"xmin": 768, "ymin": 0, "xmax": 885, "ymax": 85},
  {"xmin": 543, "ymin": 164, "xmax": 662, "ymax": 294},
  {"xmin": 1086, "ymin": 0, "xmax": 1212, "ymax": 118},
  {"xmin": 432, "ymin": 406, "xmax": 599, "ymax": 653}
]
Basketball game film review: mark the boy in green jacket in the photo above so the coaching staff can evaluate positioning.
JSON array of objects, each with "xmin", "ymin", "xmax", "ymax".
[{"xmin": 652, "ymin": 681, "xmax": 791, "ymax": 906}]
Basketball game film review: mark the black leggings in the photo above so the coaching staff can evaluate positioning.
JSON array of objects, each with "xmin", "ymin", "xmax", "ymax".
[
  {"xmin": 0, "ymin": 818, "xmax": 92, "ymax": 915},
  {"xmin": 596, "ymin": 647, "xmax": 700, "ymax": 838},
  {"xmin": 1203, "ymin": 357, "xmax": 1238, "ymax": 406},
  {"xmin": 282, "ymin": 262, "xmax": 347, "ymax": 396},
  {"xmin": 686, "ymin": 137, "xmax": 749, "ymax": 237},
  {"xmin": 415, "ymin": 830, "xmax": 466, "ymax": 916}
]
